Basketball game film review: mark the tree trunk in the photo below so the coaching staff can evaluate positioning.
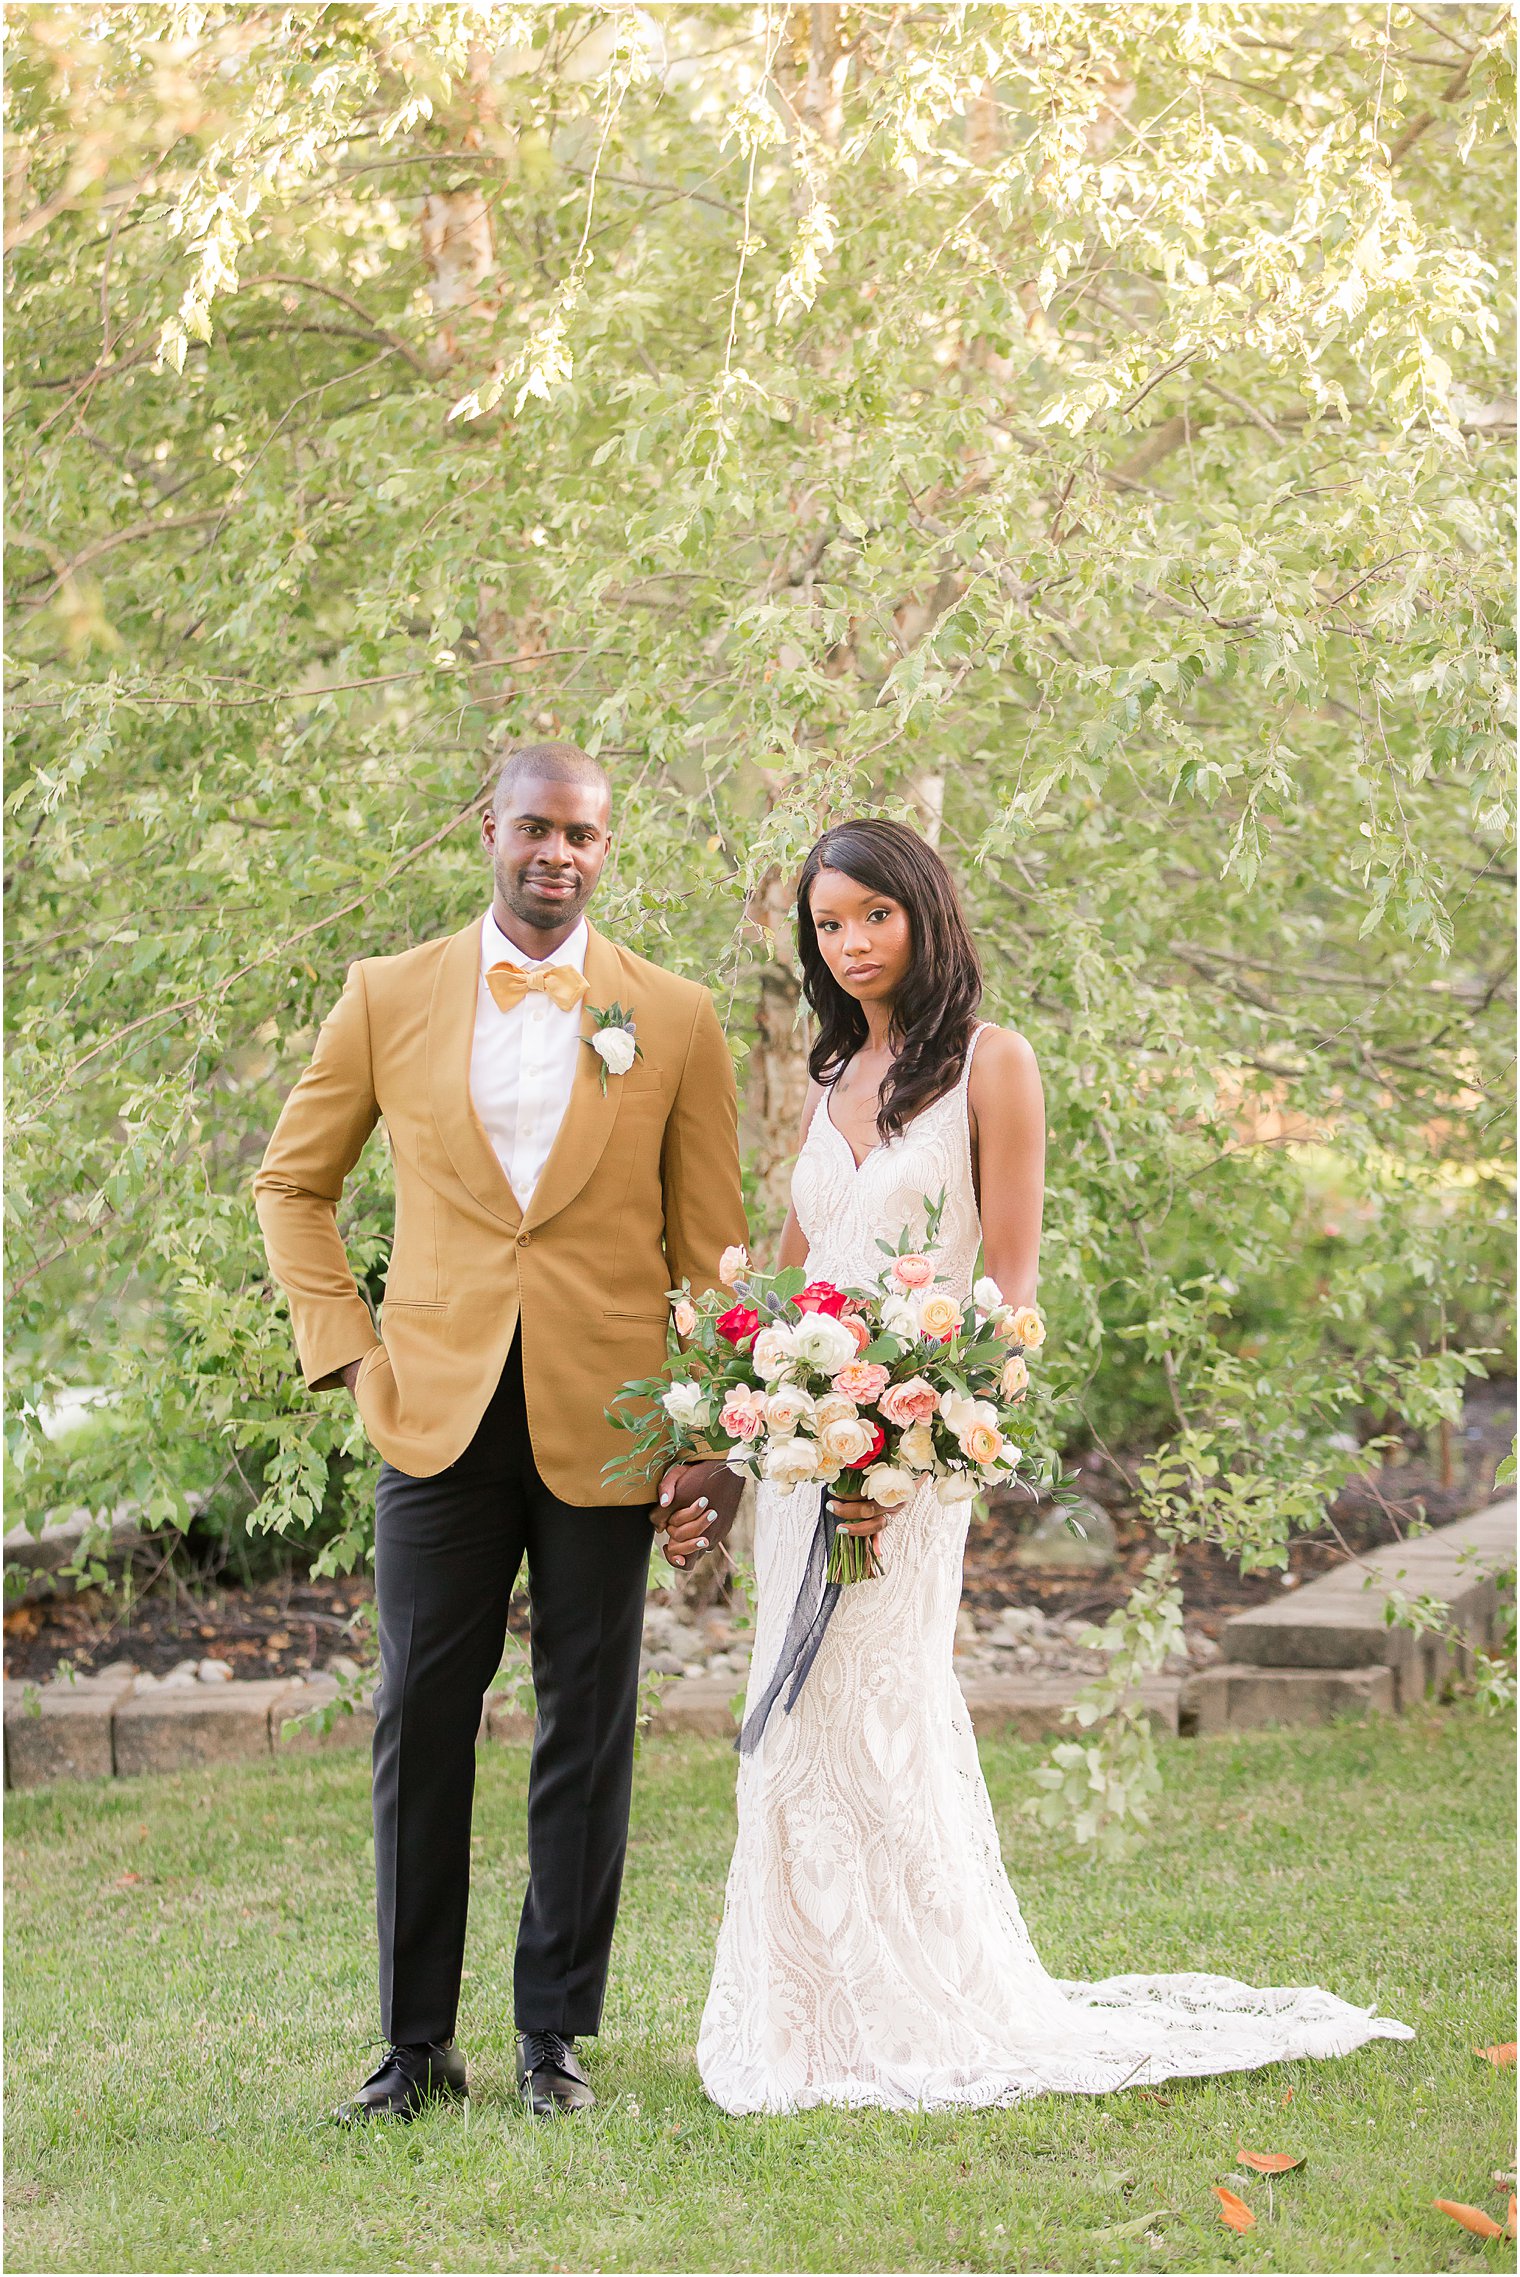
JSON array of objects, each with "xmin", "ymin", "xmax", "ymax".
[{"xmin": 749, "ymin": 860, "xmax": 811, "ymax": 1233}]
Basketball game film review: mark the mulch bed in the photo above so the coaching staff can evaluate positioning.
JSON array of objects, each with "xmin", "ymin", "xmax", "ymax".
[{"xmin": 6, "ymin": 1381, "xmax": 1513, "ymax": 1686}]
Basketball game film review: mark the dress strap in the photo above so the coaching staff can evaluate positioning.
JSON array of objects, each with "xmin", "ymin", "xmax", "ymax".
[{"xmin": 958, "ymin": 1020, "xmax": 993, "ymax": 1092}]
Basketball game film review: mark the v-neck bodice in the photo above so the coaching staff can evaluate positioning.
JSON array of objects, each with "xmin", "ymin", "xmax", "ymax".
[{"xmin": 791, "ymin": 1025, "xmax": 989, "ymax": 1300}]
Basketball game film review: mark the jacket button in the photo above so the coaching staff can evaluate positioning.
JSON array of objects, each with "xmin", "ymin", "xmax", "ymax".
[{"xmin": 517, "ymin": 1233, "xmax": 530, "ymax": 1248}]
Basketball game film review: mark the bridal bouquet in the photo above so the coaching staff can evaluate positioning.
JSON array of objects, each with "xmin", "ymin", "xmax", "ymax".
[{"xmin": 606, "ymin": 1199, "xmax": 1045, "ymax": 1585}]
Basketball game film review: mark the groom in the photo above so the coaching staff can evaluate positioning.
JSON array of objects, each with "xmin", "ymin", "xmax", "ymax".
[{"xmin": 254, "ymin": 743, "xmax": 745, "ymax": 2121}]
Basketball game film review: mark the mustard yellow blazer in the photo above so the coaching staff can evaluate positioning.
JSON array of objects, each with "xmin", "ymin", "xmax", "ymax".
[{"xmin": 253, "ymin": 919, "xmax": 746, "ymax": 1500}]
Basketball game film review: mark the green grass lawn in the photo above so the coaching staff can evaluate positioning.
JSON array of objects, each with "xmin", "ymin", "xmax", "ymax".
[{"xmin": 5, "ymin": 1706, "xmax": 1515, "ymax": 2275}]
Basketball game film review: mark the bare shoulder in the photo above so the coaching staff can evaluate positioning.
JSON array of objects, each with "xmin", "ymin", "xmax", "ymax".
[{"xmin": 969, "ymin": 1023, "xmax": 1041, "ymax": 1088}]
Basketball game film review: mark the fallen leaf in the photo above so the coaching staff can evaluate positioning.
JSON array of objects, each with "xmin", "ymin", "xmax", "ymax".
[
  {"xmin": 115, "ymin": 1871, "xmax": 142, "ymax": 1887},
  {"xmin": 1474, "ymin": 2044, "xmax": 1517, "ymax": 2067},
  {"xmin": 1433, "ymin": 2200, "xmax": 1505, "ymax": 2239},
  {"xmin": 1213, "ymin": 2187, "xmax": 1256, "ymax": 2233},
  {"xmin": 1239, "ymin": 2149, "xmax": 1306, "ymax": 2174},
  {"xmin": 1280, "ymin": 2086, "xmax": 1294, "ymax": 2105},
  {"xmin": 1088, "ymin": 2210, "xmax": 1173, "ymax": 2244}
]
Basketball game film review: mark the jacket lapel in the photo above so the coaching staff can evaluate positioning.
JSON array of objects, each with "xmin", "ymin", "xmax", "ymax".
[
  {"xmin": 521, "ymin": 926, "xmax": 628, "ymax": 1233},
  {"xmin": 427, "ymin": 920, "xmax": 523, "ymax": 1228}
]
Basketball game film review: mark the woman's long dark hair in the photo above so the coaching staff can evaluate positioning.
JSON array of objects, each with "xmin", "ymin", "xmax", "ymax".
[{"xmin": 796, "ymin": 818, "xmax": 982, "ymax": 1142}]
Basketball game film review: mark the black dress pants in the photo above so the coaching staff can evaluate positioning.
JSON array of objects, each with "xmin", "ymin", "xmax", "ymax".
[{"xmin": 371, "ymin": 1338, "xmax": 654, "ymax": 2046}]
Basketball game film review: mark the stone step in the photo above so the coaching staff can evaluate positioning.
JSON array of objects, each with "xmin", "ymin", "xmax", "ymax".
[
  {"xmin": 959, "ymin": 1674, "xmax": 1181, "ymax": 1740},
  {"xmin": 1185, "ymin": 1663, "xmax": 1396, "ymax": 1736},
  {"xmin": 1222, "ymin": 1498, "xmax": 1514, "ymax": 1709}
]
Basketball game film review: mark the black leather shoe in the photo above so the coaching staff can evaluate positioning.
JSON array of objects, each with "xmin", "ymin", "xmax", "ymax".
[
  {"xmin": 516, "ymin": 2030, "xmax": 594, "ymax": 2117},
  {"xmin": 333, "ymin": 2039, "xmax": 468, "ymax": 2123}
]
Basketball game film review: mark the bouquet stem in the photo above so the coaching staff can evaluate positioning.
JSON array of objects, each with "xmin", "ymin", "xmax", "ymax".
[
  {"xmin": 826, "ymin": 1529, "xmax": 883, "ymax": 1584},
  {"xmin": 824, "ymin": 1471, "xmax": 884, "ymax": 1584}
]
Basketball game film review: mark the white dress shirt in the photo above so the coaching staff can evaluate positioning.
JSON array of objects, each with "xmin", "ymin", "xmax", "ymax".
[{"xmin": 469, "ymin": 910, "xmax": 588, "ymax": 1209}]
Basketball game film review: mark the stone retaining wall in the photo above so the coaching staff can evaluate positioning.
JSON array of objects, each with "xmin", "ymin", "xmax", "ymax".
[{"xmin": 6, "ymin": 1500, "xmax": 1510, "ymax": 1789}]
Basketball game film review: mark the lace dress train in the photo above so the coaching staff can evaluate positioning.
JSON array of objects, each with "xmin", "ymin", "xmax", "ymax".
[{"xmin": 696, "ymin": 1030, "xmax": 1413, "ymax": 2115}]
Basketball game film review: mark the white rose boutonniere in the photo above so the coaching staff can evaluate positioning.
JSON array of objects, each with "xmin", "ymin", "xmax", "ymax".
[{"xmin": 587, "ymin": 1000, "xmax": 640, "ymax": 1092}]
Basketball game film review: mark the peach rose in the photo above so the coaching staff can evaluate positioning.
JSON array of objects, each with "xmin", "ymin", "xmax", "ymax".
[
  {"xmin": 813, "ymin": 1392, "xmax": 858, "ymax": 1432},
  {"xmin": 671, "ymin": 1296, "xmax": 698, "ymax": 1338},
  {"xmin": 878, "ymin": 1375, "xmax": 938, "ymax": 1428},
  {"xmin": 817, "ymin": 1413, "xmax": 879, "ymax": 1470},
  {"xmin": 999, "ymin": 1353, "xmax": 1029, "ymax": 1399},
  {"xmin": 963, "ymin": 1421, "xmax": 1004, "ymax": 1467},
  {"xmin": 891, "ymin": 1253, "xmax": 935, "ymax": 1290},
  {"xmin": 764, "ymin": 1383, "xmax": 816, "ymax": 1437},
  {"xmin": 719, "ymin": 1388, "xmax": 766, "ymax": 1442},
  {"xmin": 1009, "ymin": 1305, "xmax": 1046, "ymax": 1350},
  {"xmin": 918, "ymin": 1292, "xmax": 962, "ymax": 1341},
  {"xmin": 831, "ymin": 1361, "xmax": 891, "ymax": 1406},
  {"xmin": 841, "ymin": 1311, "xmax": 872, "ymax": 1355},
  {"xmin": 718, "ymin": 1244, "xmax": 750, "ymax": 1287}
]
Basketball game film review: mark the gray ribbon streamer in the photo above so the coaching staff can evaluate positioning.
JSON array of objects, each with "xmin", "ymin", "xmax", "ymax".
[{"xmin": 736, "ymin": 1487, "xmax": 840, "ymax": 1757}]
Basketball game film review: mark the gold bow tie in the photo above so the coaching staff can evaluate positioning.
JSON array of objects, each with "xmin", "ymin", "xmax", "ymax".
[{"xmin": 485, "ymin": 960, "xmax": 590, "ymax": 1015}]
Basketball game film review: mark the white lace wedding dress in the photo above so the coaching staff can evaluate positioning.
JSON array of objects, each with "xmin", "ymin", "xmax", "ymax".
[{"xmin": 696, "ymin": 1027, "xmax": 1413, "ymax": 2115}]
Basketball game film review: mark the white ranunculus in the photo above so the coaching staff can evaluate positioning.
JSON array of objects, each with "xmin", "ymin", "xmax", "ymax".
[
  {"xmin": 816, "ymin": 1413, "xmax": 877, "ymax": 1469},
  {"xmin": 764, "ymin": 1383, "xmax": 816, "ymax": 1437},
  {"xmin": 751, "ymin": 1322, "xmax": 796, "ymax": 1380},
  {"xmin": 662, "ymin": 1381, "xmax": 707, "ymax": 1428},
  {"xmin": 592, "ymin": 1025, "xmax": 637, "ymax": 1075},
  {"xmin": 935, "ymin": 1469, "xmax": 978, "ymax": 1504},
  {"xmin": 761, "ymin": 1435, "xmax": 821, "ymax": 1487},
  {"xmin": 790, "ymin": 1311, "xmax": 859, "ymax": 1374},
  {"xmin": 862, "ymin": 1463, "xmax": 915, "ymax": 1509},
  {"xmin": 897, "ymin": 1420, "xmax": 936, "ymax": 1471},
  {"xmin": 879, "ymin": 1291, "xmax": 921, "ymax": 1340}
]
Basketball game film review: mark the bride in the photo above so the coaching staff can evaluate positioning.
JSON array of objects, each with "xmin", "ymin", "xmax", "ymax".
[{"xmin": 694, "ymin": 816, "xmax": 1412, "ymax": 2116}]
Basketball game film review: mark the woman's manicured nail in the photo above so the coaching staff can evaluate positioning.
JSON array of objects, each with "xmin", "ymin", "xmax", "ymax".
[{"xmin": 697, "ymin": 1538, "xmax": 708, "ymax": 1549}]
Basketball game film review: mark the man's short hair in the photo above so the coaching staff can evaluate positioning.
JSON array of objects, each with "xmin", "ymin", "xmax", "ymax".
[{"xmin": 491, "ymin": 741, "xmax": 611, "ymax": 812}]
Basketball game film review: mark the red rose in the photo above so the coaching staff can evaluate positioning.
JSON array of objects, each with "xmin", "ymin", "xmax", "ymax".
[
  {"xmin": 795, "ymin": 1280, "xmax": 848, "ymax": 1317},
  {"xmin": 861, "ymin": 1420, "xmax": 885, "ymax": 1466},
  {"xmin": 716, "ymin": 1304, "xmax": 761, "ymax": 1347}
]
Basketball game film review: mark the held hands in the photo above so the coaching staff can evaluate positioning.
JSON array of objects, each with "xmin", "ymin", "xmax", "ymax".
[{"xmin": 655, "ymin": 1460, "xmax": 743, "ymax": 1570}]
